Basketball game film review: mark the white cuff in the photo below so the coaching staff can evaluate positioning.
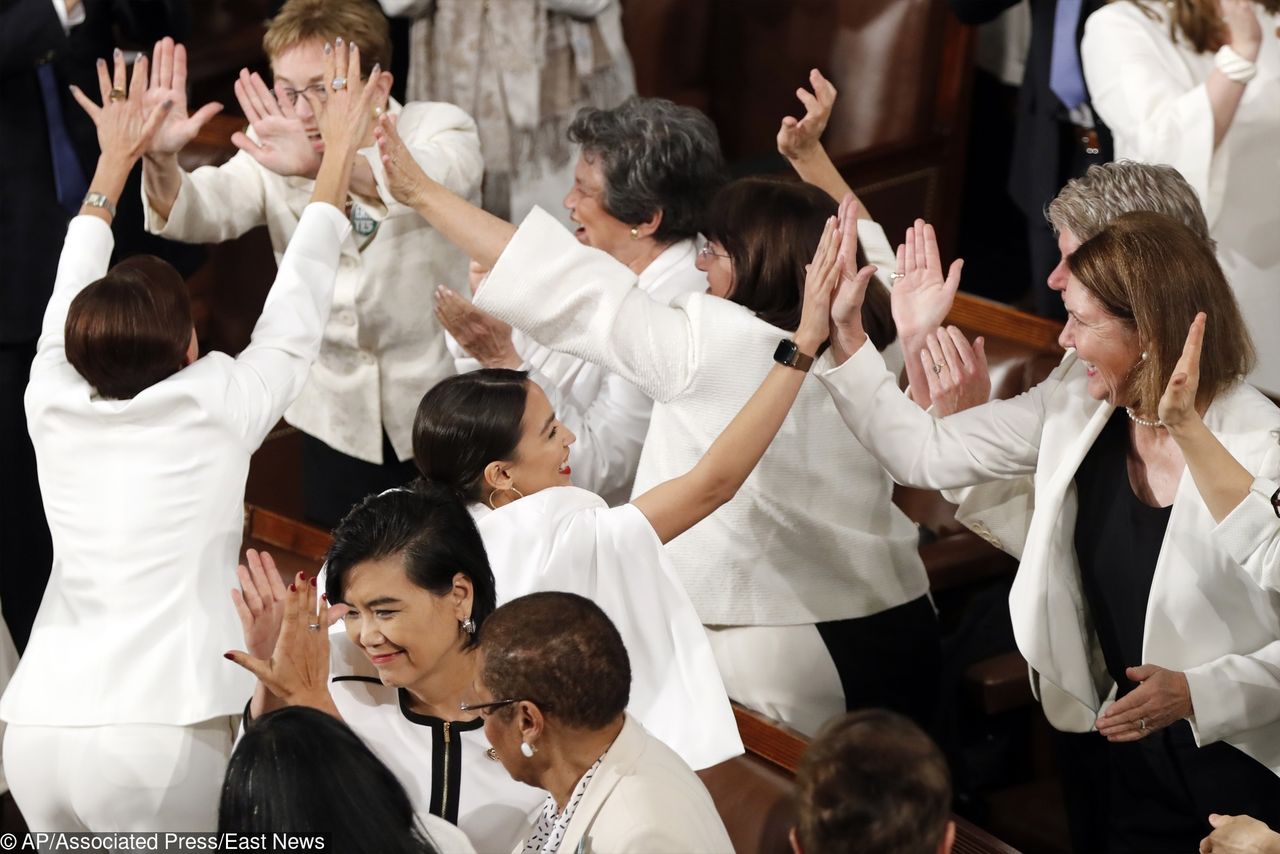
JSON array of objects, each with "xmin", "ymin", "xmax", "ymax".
[
  {"xmin": 1215, "ymin": 45, "xmax": 1257, "ymax": 84},
  {"xmin": 51, "ymin": 0, "xmax": 85, "ymax": 32}
]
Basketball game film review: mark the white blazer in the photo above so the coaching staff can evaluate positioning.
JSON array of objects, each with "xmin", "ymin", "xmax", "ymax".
[
  {"xmin": 1, "ymin": 205, "xmax": 348, "ymax": 727},
  {"xmin": 819, "ymin": 343, "xmax": 1280, "ymax": 775},
  {"xmin": 515, "ymin": 714, "xmax": 734, "ymax": 854}
]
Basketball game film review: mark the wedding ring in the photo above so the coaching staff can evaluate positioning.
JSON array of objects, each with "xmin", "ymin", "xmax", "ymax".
[
  {"xmin": 890, "ymin": 272, "xmax": 906, "ymax": 281},
  {"xmin": 331, "ymin": 77, "xmax": 347, "ymax": 91},
  {"xmin": 932, "ymin": 363, "xmax": 944, "ymax": 374},
  {"xmin": 108, "ymin": 88, "xmax": 126, "ymax": 102},
  {"xmin": 1139, "ymin": 718, "xmax": 1147, "ymax": 732},
  {"xmin": 307, "ymin": 623, "xmax": 323, "ymax": 631}
]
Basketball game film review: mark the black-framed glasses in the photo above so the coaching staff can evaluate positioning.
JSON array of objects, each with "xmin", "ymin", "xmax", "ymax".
[
  {"xmin": 459, "ymin": 698, "xmax": 527, "ymax": 715},
  {"xmin": 279, "ymin": 83, "xmax": 329, "ymax": 106}
]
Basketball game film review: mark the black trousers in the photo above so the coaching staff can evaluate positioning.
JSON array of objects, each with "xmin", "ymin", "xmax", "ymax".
[
  {"xmin": 816, "ymin": 594, "xmax": 942, "ymax": 735},
  {"xmin": 301, "ymin": 430, "xmax": 417, "ymax": 530},
  {"xmin": 1056, "ymin": 721, "xmax": 1280, "ymax": 853},
  {"xmin": 0, "ymin": 342, "xmax": 53, "ymax": 652}
]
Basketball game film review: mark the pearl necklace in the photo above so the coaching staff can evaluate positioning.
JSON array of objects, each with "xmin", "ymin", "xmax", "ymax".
[{"xmin": 1125, "ymin": 407, "xmax": 1164, "ymax": 428}]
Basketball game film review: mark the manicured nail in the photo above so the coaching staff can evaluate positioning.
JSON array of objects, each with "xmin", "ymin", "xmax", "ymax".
[
  {"xmin": 163, "ymin": 99, "xmax": 173, "ymax": 109},
  {"xmin": 321, "ymin": 593, "xmax": 328, "ymax": 602},
  {"xmin": 324, "ymin": 42, "xmax": 332, "ymax": 55},
  {"xmin": 371, "ymin": 63, "xmax": 380, "ymax": 75},
  {"xmin": 223, "ymin": 652, "xmax": 235, "ymax": 660},
  {"xmin": 114, "ymin": 48, "xmax": 122, "ymax": 59},
  {"xmin": 335, "ymin": 37, "xmax": 343, "ymax": 47},
  {"xmin": 289, "ymin": 583, "xmax": 297, "ymax": 592},
  {"xmin": 310, "ymin": 577, "xmax": 317, "ymax": 588},
  {"xmin": 97, "ymin": 58, "xmax": 106, "ymax": 68}
]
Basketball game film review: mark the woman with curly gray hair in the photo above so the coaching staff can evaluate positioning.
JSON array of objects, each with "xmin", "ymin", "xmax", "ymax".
[{"xmin": 434, "ymin": 97, "xmax": 727, "ymax": 506}]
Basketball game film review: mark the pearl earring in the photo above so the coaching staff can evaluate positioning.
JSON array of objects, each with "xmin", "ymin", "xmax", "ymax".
[
  {"xmin": 629, "ymin": 227, "xmax": 638, "ymax": 239},
  {"xmin": 520, "ymin": 741, "xmax": 537, "ymax": 758}
]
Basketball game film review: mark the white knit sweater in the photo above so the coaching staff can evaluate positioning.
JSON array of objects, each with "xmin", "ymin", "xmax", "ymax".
[{"xmin": 476, "ymin": 207, "xmax": 928, "ymax": 625}]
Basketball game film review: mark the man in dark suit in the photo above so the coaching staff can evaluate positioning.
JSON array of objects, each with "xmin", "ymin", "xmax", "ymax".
[
  {"xmin": 0, "ymin": 0, "xmax": 190, "ymax": 652},
  {"xmin": 952, "ymin": 0, "xmax": 1113, "ymax": 319}
]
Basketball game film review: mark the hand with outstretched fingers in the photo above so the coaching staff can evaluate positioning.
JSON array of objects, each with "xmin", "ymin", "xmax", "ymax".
[
  {"xmin": 69, "ymin": 48, "xmax": 173, "ymax": 165},
  {"xmin": 230, "ymin": 549, "xmax": 289, "ymax": 662},
  {"xmin": 143, "ymin": 37, "xmax": 223, "ymax": 157},
  {"xmin": 435, "ymin": 286, "xmax": 520, "ymax": 369},
  {"xmin": 1158, "ymin": 312, "xmax": 1207, "ymax": 434}
]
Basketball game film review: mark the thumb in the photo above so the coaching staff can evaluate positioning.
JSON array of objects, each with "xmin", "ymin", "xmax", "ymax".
[
  {"xmin": 1126, "ymin": 664, "xmax": 1157, "ymax": 682},
  {"xmin": 224, "ymin": 649, "xmax": 271, "ymax": 682},
  {"xmin": 190, "ymin": 101, "xmax": 224, "ymax": 128},
  {"xmin": 1207, "ymin": 814, "xmax": 1226, "ymax": 827}
]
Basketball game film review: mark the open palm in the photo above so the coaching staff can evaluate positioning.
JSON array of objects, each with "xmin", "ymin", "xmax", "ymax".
[
  {"xmin": 889, "ymin": 219, "xmax": 964, "ymax": 342},
  {"xmin": 231, "ymin": 69, "xmax": 321, "ymax": 178},
  {"xmin": 144, "ymin": 38, "xmax": 223, "ymax": 156}
]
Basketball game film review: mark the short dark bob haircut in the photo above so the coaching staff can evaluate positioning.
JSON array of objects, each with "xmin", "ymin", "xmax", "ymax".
[
  {"xmin": 65, "ymin": 254, "xmax": 193, "ymax": 399},
  {"xmin": 413, "ymin": 369, "xmax": 529, "ymax": 505},
  {"xmin": 323, "ymin": 482, "xmax": 496, "ymax": 649},
  {"xmin": 705, "ymin": 177, "xmax": 896, "ymax": 352},
  {"xmin": 219, "ymin": 706, "xmax": 440, "ymax": 854},
  {"xmin": 478, "ymin": 592, "xmax": 630, "ymax": 731},
  {"xmin": 568, "ymin": 97, "xmax": 727, "ymax": 244}
]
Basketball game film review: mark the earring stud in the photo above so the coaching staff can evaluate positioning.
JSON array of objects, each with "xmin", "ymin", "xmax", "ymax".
[{"xmin": 520, "ymin": 741, "xmax": 537, "ymax": 758}]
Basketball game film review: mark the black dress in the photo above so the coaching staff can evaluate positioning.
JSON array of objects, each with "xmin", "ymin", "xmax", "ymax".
[{"xmin": 1071, "ymin": 411, "xmax": 1280, "ymax": 852}]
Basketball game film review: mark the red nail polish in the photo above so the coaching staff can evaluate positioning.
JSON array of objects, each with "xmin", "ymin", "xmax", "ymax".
[
  {"xmin": 290, "ymin": 583, "xmax": 297, "ymax": 592},
  {"xmin": 223, "ymin": 653, "xmax": 234, "ymax": 660},
  {"xmin": 310, "ymin": 577, "xmax": 317, "ymax": 588}
]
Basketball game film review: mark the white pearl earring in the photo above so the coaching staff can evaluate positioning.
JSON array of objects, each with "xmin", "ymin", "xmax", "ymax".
[{"xmin": 520, "ymin": 741, "xmax": 537, "ymax": 758}]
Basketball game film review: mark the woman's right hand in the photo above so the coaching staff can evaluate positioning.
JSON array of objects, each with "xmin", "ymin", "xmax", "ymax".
[
  {"xmin": 921, "ymin": 326, "xmax": 991, "ymax": 416},
  {"xmin": 1200, "ymin": 813, "xmax": 1280, "ymax": 854},
  {"xmin": 777, "ymin": 68, "xmax": 836, "ymax": 161},
  {"xmin": 143, "ymin": 38, "xmax": 224, "ymax": 157},
  {"xmin": 314, "ymin": 39, "xmax": 383, "ymax": 156},
  {"xmin": 889, "ymin": 219, "xmax": 965, "ymax": 345},
  {"xmin": 1158, "ymin": 312, "xmax": 1207, "ymax": 434},
  {"xmin": 375, "ymin": 112, "xmax": 430, "ymax": 208},
  {"xmin": 69, "ymin": 48, "xmax": 172, "ymax": 165},
  {"xmin": 1221, "ymin": 0, "xmax": 1262, "ymax": 62}
]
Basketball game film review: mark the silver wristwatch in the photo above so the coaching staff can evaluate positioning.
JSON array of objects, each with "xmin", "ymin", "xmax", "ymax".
[{"xmin": 81, "ymin": 191, "xmax": 117, "ymax": 217}]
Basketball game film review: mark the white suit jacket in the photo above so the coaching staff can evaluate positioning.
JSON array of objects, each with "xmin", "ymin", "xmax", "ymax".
[
  {"xmin": 144, "ymin": 100, "xmax": 483, "ymax": 463},
  {"xmin": 514, "ymin": 714, "xmax": 733, "ymax": 854},
  {"xmin": 1, "ymin": 205, "xmax": 348, "ymax": 727},
  {"xmin": 819, "ymin": 343, "xmax": 1280, "ymax": 775}
]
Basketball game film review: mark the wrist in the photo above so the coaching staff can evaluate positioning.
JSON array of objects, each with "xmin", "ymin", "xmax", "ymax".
[
  {"xmin": 793, "ymin": 332, "xmax": 824, "ymax": 356},
  {"xmin": 784, "ymin": 144, "xmax": 821, "ymax": 165}
]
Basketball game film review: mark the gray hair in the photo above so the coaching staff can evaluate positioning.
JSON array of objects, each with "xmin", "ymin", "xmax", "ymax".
[
  {"xmin": 1047, "ymin": 160, "xmax": 1213, "ymax": 247},
  {"xmin": 568, "ymin": 97, "xmax": 726, "ymax": 244}
]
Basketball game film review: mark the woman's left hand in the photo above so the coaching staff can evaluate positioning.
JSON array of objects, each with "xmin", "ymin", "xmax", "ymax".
[
  {"xmin": 1095, "ymin": 664, "xmax": 1194, "ymax": 742},
  {"xmin": 375, "ymin": 112, "xmax": 429, "ymax": 207},
  {"xmin": 435, "ymin": 286, "xmax": 521, "ymax": 369},
  {"xmin": 225, "ymin": 571, "xmax": 345, "ymax": 711}
]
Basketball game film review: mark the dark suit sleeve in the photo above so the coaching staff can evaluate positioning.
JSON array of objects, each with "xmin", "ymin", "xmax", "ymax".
[
  {"xmin": 0, "ymin": 0, "xmax": 70, "ymax": 75},
  {"xmin": 110, "ymin": 0, "xmax": 189, "ymax": 43},
  {"xmin": 949, "ymin": 0, "xmax": 1022, "ymax": 25}
]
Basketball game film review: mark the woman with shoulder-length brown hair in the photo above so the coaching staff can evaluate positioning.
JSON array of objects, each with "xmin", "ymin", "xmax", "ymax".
[
  {"xmin": 818, "ymin": 208, "xmax": 1280, "ymax": 849},
  {"xmin": 1080, "ymin": 0, "xmax": 1280, "ymax": 397}
]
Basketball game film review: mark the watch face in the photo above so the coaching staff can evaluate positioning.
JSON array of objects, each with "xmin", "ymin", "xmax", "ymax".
[{"xmin": 773, "ymin": 339, "xmax": 798, "ymax": 365}]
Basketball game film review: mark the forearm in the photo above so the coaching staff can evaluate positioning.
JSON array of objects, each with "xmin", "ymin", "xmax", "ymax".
[
  {"xmin": 409, "ymin": 175, "xmax": 515, "ymax": 269},
  {"xmin": 785, "ymin": 147, "xmax": 870, "ymax": 219},
  {"xmin": 633, "ymin": 363, "xmax": 807, "ymax": 544},
  {"xmin": 1207, "ymin": 70, "xmax": 1248, "ymax": 149},
  {"xmin": 901, "ymin": 332, "xmax": 935, "ymax": 408},
  {"xmin": 1170, "ymin": 418, "xmax": 1257, "ymax": 522},
  {"xmin": 142, "ymin": 153, "xmax": 183, "ymax": 221},
  {"xmin": 248, "ymin": 681, "xmax": 286, "ymax": 720},
  {"xmin": 348, "ymin": 156, "xmax": 378, "ymax": 201},
  {"xmin": 311, "ymin": 139, "xmax": 359, "ymax": 209}
]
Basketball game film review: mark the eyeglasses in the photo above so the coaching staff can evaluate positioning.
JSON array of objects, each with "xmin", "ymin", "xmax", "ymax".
[
  {"xmin": 697, "ymin": 243, "xmax": 730, "ymax": 261},
  {"xmin": 278, "ymin": 83, "xmax": 329, "ymax": 106},
  {"xmin": 459, "ymin": 698, "xmax": 528, "ymax": 715}
]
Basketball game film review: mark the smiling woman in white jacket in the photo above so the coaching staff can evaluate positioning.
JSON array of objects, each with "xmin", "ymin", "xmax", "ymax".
[{"xmin": 817, "ymin": 208, "xmax": 1280, "ymax": 850}]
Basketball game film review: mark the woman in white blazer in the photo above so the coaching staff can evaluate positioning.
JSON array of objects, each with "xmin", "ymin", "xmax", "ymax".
[
  {"xmin": 1, "ymin": 43, "xmax": 377, "ymax": 832},
  {"xmin": 819, "ymin": 207, "xmax": 1280, "ymax": 850},
  {"xmin": 375, "ymin": 115, "xmax": 937, "ymax": 739},
  {"xmin": 471, "ymin": 592, "xmax": 733, "ymax": 854}
]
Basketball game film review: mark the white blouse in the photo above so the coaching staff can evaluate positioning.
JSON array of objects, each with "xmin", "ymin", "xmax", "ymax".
[
  {"xmin": 1082, "ymin": 2, "xmax": 1280, "ymax": 395},
  {"xmin": 474, "ymin": 208, "xmax": 928, "ymax": 626}
]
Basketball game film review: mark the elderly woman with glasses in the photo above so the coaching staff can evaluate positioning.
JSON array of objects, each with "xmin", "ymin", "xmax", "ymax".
[
  {"xmin": 470, "ymin": 592, "xmax": 733, "ymax": 854},
  {"xmin": 433, "ymin": 97, "xmax": 726, "ymax": 506},
  {"xmin": 137, "ymin": 0, "xmax": 484, "ymax": 529}
]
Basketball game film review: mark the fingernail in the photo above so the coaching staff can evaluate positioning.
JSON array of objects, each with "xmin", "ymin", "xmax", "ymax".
[
  {"xmin": 114, "ymin": 48, "xmax": 122, "ymax": 59},
  {"xmin": 324, "ymin": 42, "xmax": 332, "ymax": 55},
  {"xmin": 97, "ymin": 58, "xmax": 106, "ymax": 68},
  {"xmin": 335, "ymin": 37, "xmax": 343, "ymax": 47},
  {"xmin": 289, "ymin": 583, "xmax": 297, "ymax": 592},
  {"xmin": 163, "ymin": 99, "xmax": 173, "ymax": 109},
  {"xmin": 371, "ymin": 63, "xmax": 380, "ymax": 75},
  {"xmin": 321, "ymin": 593, "xmax": 328, "ymax": 602},
  {"xmin": 223, "ymin": 652, "xmax": 235, "ymax": 660},
  {"xmin": 310, "ymin": 577, "xmax": 317, "ymax": 588}
]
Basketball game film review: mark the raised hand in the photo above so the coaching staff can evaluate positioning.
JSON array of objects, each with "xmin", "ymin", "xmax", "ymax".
[
  {"xmin": 435, "ymin": 286, "xmax": 520, "ymax": 368},
  {"xmin": 69, "ymin": 48, "xmax": 172, "ymax": 164},
  {"xmin": 778, "ymin": 68, "xmax": 837, "ymax": 161},
  {"xmin": 920, "ymin": 327, "xmax": 991, "ymax": 416},
  {"xmin": 144, "ymin": 38, "xmax": 223, "ymax": 157},
  {"xmin": 315, "ymin": 38, "xmax": 382, "ymax": 153},
  {"xmin": 374, "ymin": 112, "xmax": 429, "ymax": 207},
  {"xmin": 231, "ymin": 68, "xmax": 321, "ymax": 178},
  {"xmin": 225, "ymin": 570, "xmax": 346, "ymax": 712},
  {"xmin": 230, "ymin": 549, "xmax": 289, "ymax": 662},
  {"xmin": 889, "ymin": 219, "xmax": 965, "ymax": 344},
  {"xmin": 1159, "ymin": 312, "xmax": 1207, "ymax": 433},
  {"xmin": 1221, "ymin": 0, "xmax": 1262, "ymax": 61}
]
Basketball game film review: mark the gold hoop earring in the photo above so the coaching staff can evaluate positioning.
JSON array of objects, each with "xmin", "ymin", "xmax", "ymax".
[{"xmin": 486, "ymin": 484, "xmax": 526, "ymax": 510}]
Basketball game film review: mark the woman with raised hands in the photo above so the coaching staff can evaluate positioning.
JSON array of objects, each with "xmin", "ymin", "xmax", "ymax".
[
  {"xmin": 1, "ymin": 41, "xmax": 377, "ymax": 832},
  {"xmin": 817, "ymin": 207, "xmax": 1280, "ymax": 849},
  {"xmin": 376, "ymin": 111, "xmax": 939, "ymax": 739}
]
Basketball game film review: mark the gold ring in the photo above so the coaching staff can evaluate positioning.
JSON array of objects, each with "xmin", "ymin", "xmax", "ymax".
[
  {"xmin": 108, "ymin": 88, "xmax": 126, "ymax": 102},
  {"xmin": 932, "ymin": 363, "xmax": 944, "ymax": 374}
]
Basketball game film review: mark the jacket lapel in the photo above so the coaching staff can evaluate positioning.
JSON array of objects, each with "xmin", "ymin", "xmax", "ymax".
[{"xmin": 557, "ymin": 716, "xmax": 643, "ymax": 854}]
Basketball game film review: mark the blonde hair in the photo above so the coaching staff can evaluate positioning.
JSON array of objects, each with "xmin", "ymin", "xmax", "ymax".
[
  {"xmin": 1048, "ymin": 161, "xmax": 1211, "ymax": 245},
  {"xmin": 263, "ymin": 0, "xmax": 390, "ymax": 78},
  {"xmin": 1067, "ymin": 212, "xmax": 1254, "ymax": 414},
  {"xmin": 1125, "ymin": 0, "xmax": 1280, "ymax": 54}
]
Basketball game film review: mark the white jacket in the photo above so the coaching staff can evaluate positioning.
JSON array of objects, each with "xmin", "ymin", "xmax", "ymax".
[
  {"xmin": 2, "ymin": 205, "xmax": 348, "ymax": 726},
  {"xmin": 819, "ymin": 343, "xmax": 1280, "ymax": 775}
]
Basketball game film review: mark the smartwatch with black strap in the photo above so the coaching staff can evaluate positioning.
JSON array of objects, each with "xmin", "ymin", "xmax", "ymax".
[{"xmin": 773, "ymin": 339, "xmax": 815, "ymax": 373}]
